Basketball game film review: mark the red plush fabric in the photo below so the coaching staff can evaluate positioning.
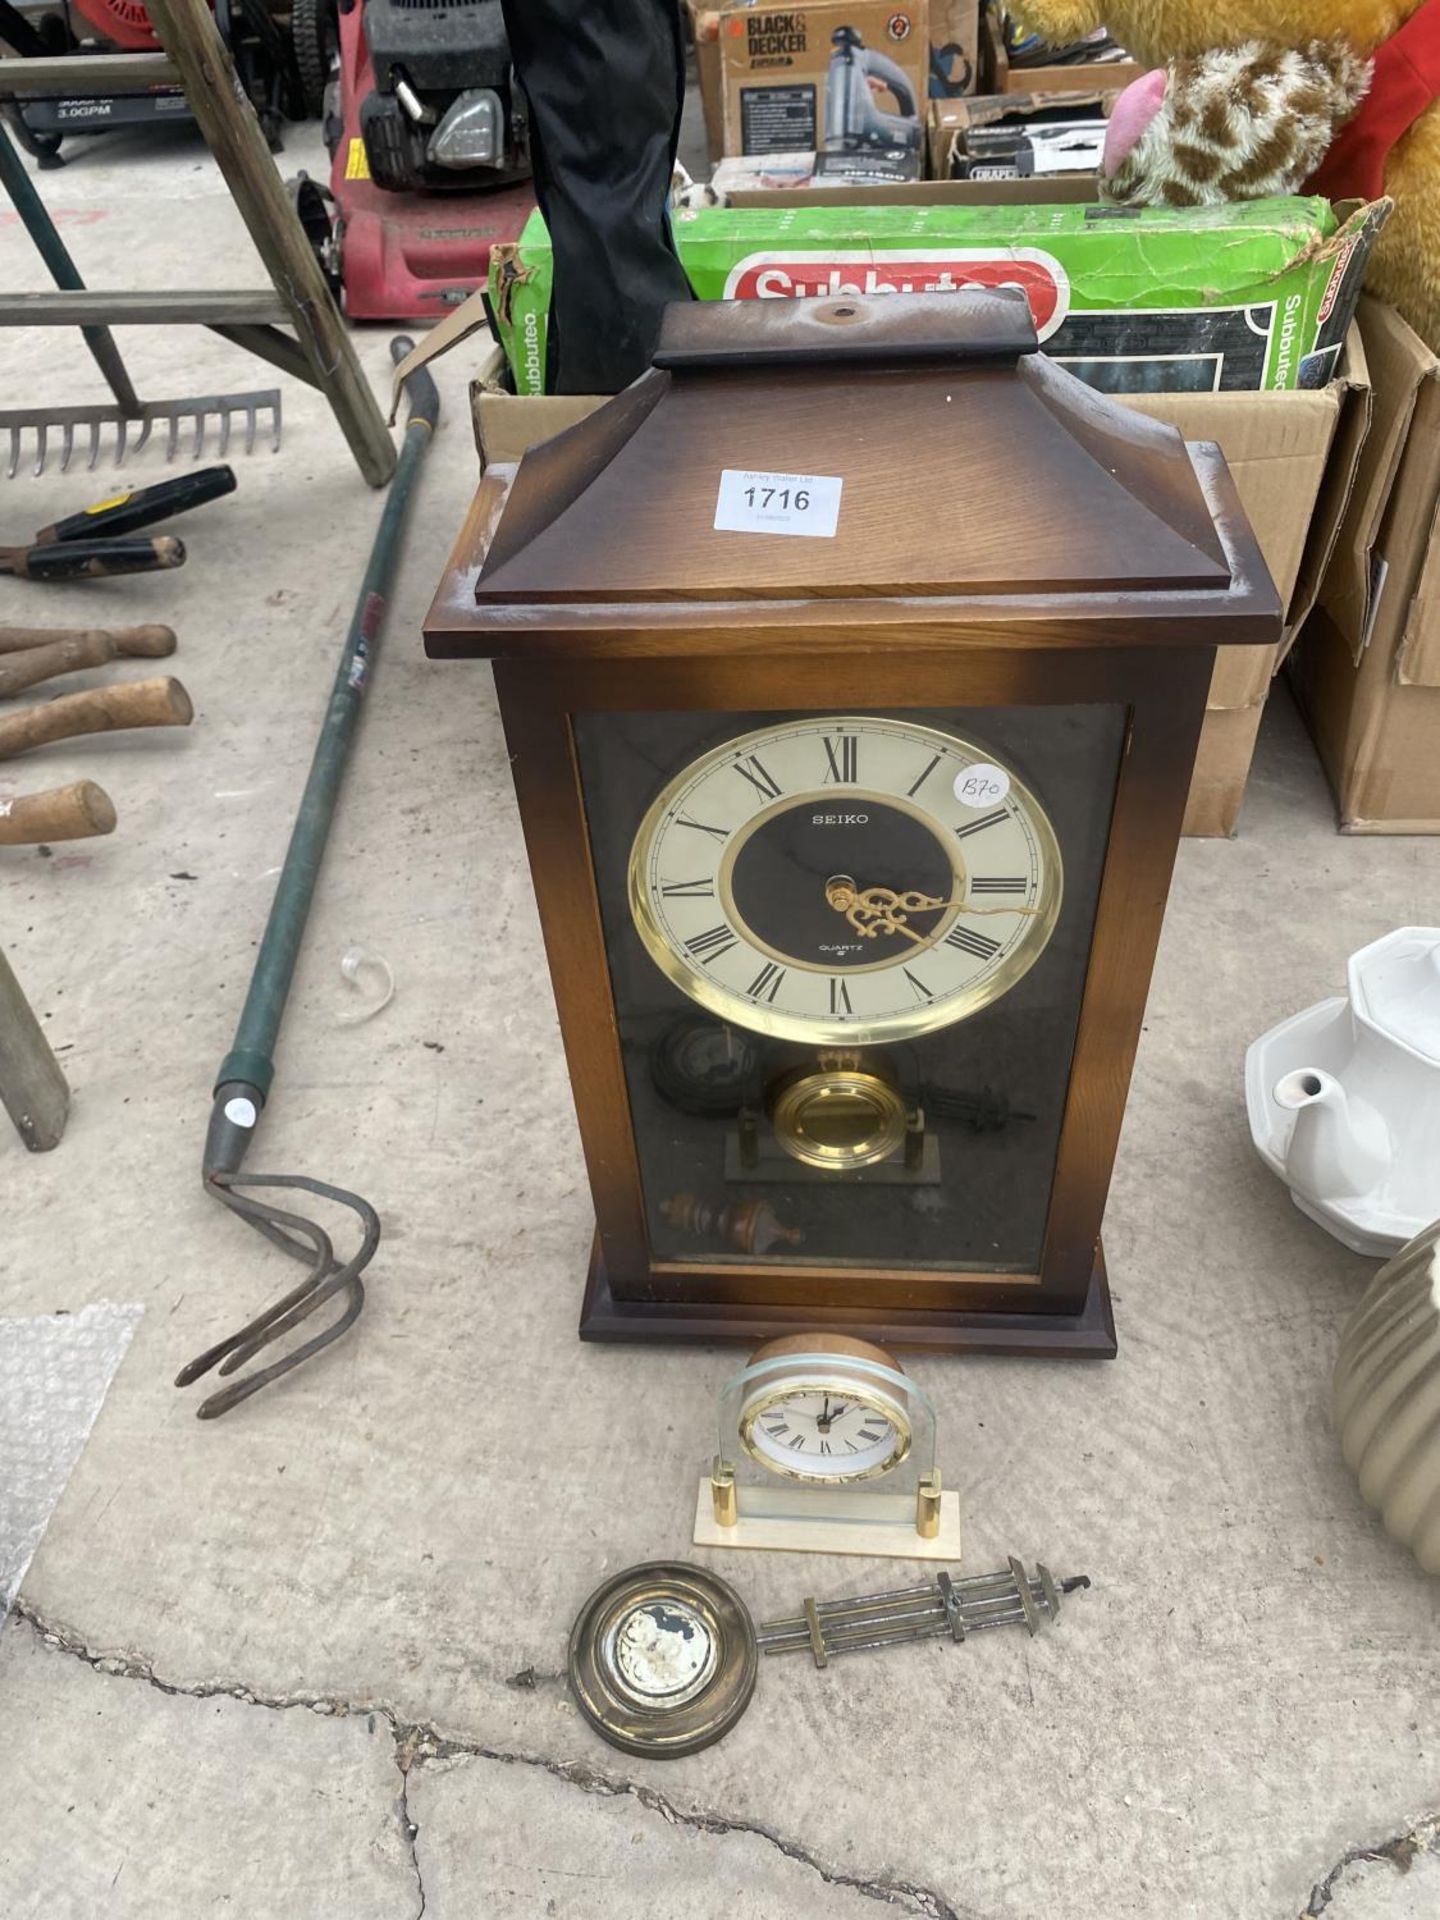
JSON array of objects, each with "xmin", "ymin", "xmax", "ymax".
[{"xmin": 1305, "ymin": 0, "xmax": 1440, "ymax": 200}]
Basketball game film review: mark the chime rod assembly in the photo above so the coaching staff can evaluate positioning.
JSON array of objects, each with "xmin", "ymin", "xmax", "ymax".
[
  {"xmin": 758, "ymin": 1557, "xmax": 1090, "ymax": 1666},
  {"xmin": 174, "ymin": 337, "xmax": 438, "ymax": 1421}
]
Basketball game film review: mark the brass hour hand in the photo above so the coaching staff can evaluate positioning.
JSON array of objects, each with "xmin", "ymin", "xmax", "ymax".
[{"xmin": 825, "ymin": 876, "xmax": 1038, "ymax": 942}]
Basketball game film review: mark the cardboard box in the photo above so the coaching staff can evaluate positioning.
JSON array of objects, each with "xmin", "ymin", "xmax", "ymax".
[
  {"xmin": 691, "ymin": 3, "xmax": 974, "ymax": 165},
  {"xmin": 710, "ymin": 148, "xmax": 926, "ymax": 193},
  {"xmin": 1184, "ymin": 704, "xmax": 1269, "ymax": 839},
  {"xmin": 489, "ymin": 196, "xmax": 1384, "ymax": 400},
  {"xmin": 928, "ymin": 88, "xmax": 1120, "ymax": 179},
  {"xmin": 731, "ymin": 173, "xmax": 1101, "ymax": 205},
  {"xmin": 947, "ymin": 115, "xmax": 1109, "ymax": 180},
  {"xmin": 690, "ymin": 4, "xmax": 727, "ymax": 166},
  {"xmin": 980, "ymin": 5, "xmax": 1143, "ymax": 96},
  {"xmin": 928, "ymin": 0, "xmax": 979, "ymax": 98},
  {"xmin": 452, "ymin": 322, "xmax": 1369, "ymax": 838},
  {"xmin": 1293, "ymin": 299, "xmax": 1440, "ymax": 831},
  {"xmin": 718, "ymin": 2, "xmax": 929, "ymax": 158},
  {"xmin": 1131, "ymin": 331, "xmax": 1372, "ymax": 834}
]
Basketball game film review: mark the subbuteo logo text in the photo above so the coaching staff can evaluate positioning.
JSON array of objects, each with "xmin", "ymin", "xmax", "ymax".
[{"xmin": 721, "ymin": 248, "xmax": 1072, "ymax": 339}]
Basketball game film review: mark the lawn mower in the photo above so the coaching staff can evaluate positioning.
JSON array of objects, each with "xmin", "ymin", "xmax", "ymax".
[
  {"xmin": 290, "ymin": 0, "xmax": 534, "ymax": 323},
  {"xmin": 0, "ymin": 0, "xmax": 305, "ymax": 165}
]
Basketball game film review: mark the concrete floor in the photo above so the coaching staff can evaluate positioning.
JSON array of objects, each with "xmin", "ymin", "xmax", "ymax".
[{"xmin": 2, "ymin": 116, "xmax": 1440, "ymax": 1920}]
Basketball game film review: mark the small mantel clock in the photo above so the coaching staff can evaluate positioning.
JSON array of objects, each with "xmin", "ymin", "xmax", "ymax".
[{"xmin": 425, "ymin": 289, "xmax": 1280, "ymax": 1357}]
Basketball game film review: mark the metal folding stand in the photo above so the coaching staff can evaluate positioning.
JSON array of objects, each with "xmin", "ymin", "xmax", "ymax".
[{"xmin": 0, "ymin": 0, "xmax": 395, "ymax": 486}]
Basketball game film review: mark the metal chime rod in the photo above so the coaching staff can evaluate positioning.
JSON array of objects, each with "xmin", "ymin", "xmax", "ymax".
[
  {"xmin": 762, "ymin": 1574, "xmax": 1049, "ymax": 1643},
  {"xmin": 758, "ymin": 1559, "xmax": 1090, "ymax": 1665}
]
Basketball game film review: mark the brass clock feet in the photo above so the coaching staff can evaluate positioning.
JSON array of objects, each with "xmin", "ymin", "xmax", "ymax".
[
  {"xmin": 916, "ymin": 1469, "xmax": 943, "ymax": 1540},
  {"xmin": 710, "ymin": 1457, "xmax": 738, "ymax": 1526}
]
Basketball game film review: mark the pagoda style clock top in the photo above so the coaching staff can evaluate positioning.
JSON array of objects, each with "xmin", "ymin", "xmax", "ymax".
[{"xmin": 462, "ymin": 290, "xmax": 1240, "ymax": 615}]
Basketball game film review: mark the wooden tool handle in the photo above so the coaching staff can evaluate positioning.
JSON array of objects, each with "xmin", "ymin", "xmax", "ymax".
[
  {"xmin": 40, "ymin": 466, "xmax": 236, "ymax": 545},
  {"xmin": 0, "ymin": 624, "xmax": 177, "ymax": 657},
  {"xmin": 15, "ymin": 535, "xmax": 185, "ymax": 580},
  {"xmin": 0, "ymin": 780, "xmax": 117, "ymax": 844},
  {"xmin": 0, "ymin": 633, "xmax": 116, "ymax": 699},
  {"xmin": 0, "ymin": 676, "xmax": 193, "ymax": 760}
]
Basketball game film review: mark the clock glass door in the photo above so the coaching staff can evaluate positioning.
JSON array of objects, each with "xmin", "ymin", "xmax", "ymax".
[{"xmin": 573, "ymin": 705, "xmax": 1126, "ymax": 1285}]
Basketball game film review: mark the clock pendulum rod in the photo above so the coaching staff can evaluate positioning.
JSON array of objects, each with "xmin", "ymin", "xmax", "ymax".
[
  {"xmin": 757, "ymin": 1557, "xmax": 1090, "ymax": 1667},
  {"xmin": 172, "ymin": 340, "xmax": 440, "ymax": 1421}
]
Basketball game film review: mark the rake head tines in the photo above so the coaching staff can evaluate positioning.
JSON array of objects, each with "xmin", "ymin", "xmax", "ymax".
[
  {"xmin": 177, "ymin": 1168, "xmax": 377, "ymax": 1418},
  {"xmin": 2, "ymin": 391, "xmax": 282, "ymax": 478}
]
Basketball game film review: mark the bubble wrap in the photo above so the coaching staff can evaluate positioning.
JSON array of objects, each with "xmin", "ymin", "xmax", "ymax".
[{"xmin": 0, "ymin": 1301, "xmax": 143, "ymax": 1618}]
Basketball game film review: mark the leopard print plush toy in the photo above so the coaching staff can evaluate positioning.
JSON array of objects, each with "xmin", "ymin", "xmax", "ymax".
[{"xmin": 1008, "ymin": 2, "xmax": 1440, "ymax": 348}]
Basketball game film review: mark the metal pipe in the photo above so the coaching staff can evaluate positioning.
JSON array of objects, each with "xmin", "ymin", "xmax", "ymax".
[{"xmin": 215, "ymin": 340, "xmax": 435, "ymax": 1113}]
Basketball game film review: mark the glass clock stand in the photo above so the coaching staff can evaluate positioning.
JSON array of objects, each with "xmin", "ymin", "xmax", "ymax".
[{"xmin": 692, "ymin": 1349, "xmax": 962, "ymax": 1561}]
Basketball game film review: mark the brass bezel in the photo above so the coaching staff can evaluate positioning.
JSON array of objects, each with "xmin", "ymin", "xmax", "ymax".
[
  {"xmin": 626, "ymin": 716, "xmax": 1064, "ymax": 1046},
  {"xmin": 568, "ymin": 1563, "xmax": 758, "ymax": 1758},
  {"xmin": 738, "ymin": 1374, "xmax": 913, "ymax": 1484},
  {"xmin": 768, "ymin": 1064, "xmax": 908, "ymax": 1170}
]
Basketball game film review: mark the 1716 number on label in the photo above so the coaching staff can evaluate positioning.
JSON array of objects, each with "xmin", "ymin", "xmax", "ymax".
[{"xmin": 714, "ymin": 469, "xmax": 843, "ymax": 540}]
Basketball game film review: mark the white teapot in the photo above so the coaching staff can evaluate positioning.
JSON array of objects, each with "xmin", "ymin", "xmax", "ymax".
[{"xmin": 1246, "ymin": 927, "xmax": 1440, "ymax": 1256}]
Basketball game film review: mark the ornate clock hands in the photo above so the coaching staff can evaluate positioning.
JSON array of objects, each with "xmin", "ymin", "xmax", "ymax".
[{"xmin": 825, "ymin": 875, "xmax": 1040, "ymax": 943}]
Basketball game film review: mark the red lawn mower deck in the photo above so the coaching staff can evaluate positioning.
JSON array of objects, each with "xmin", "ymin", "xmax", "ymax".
[{"xmin": 316, "ymin": 0, "xmax": 534, "ymax": 323}]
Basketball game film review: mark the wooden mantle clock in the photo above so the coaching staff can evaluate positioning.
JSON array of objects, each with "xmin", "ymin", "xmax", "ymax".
[{"xmin": 425, "ymin": 289, "xmax": 1280, "ymax": 1358}]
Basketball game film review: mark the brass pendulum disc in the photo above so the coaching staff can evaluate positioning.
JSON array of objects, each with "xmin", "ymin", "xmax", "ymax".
[
  {"xmin": 567, "ymin": 1562, "xmax": 758, "ymax": 1758},
  {"xmin": 768, "ymin": 1062, "xmax": 909, "ymax": 1170}
]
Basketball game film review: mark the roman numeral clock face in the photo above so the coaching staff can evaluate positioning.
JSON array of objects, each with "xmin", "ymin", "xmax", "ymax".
[{"xmin": 627, "ymin": 718, "xmax": 1062, "ymax": 1044}]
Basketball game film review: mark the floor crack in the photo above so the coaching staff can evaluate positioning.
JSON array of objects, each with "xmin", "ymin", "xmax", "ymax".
[
  {"xmin": 10, "ymin": 1601, "xmax": 970, "ymax": 1920},
  {"xmin": 398, "ymin": 1762, "xmax": 426, "ymax": 1920},
  {"xmin": 1302, "ymin": 1812, "xmax": 1440, "ymax": 1917},
  {"xmin": 396, "ymin": 1724, "xmax": 967, "ymax": 1919}
]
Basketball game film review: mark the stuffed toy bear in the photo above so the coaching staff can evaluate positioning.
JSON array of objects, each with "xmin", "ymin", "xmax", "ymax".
[{"xmin": 1007, "ymin": 2, "xmax": 1440, "ymax": 349}]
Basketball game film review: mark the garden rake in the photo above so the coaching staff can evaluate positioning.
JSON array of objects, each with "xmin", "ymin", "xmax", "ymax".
[
  {"xmin": 175, "ymin": 337, "xmax": 438, "ymax": 1420},
  {"xmin": 0, "ymin": 116, "xmax": 282, "ymax": 479}
]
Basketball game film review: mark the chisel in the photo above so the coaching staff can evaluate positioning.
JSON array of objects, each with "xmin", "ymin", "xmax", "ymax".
[
  {"xmin": 32, "ymin": 467, "xmax": 235, "ymax": 545},
  {"xmin": 0, "ymin": 536, "xmax": 185, "ymax": 580}
]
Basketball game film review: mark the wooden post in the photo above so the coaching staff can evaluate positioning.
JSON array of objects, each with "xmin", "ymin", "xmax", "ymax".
[
  {"xmin": 0, "ymin": 947, "xmax": 68, "ymax": 1151},
  {"xmin": 141, "ymin": 0, "xmax": 398, "ymax": 489}
]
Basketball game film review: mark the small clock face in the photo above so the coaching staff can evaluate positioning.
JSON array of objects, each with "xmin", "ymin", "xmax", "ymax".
[
  {"xmin": 628, "ymin": 717, "xmax": 1062, "ymax": 1044},
  {"xmin": 740, "ymin": 1382, "xmax": 911, "ymax": 1483},
  {"xmin": 608, "ymin": 1599, "xmax": 718, "ymax": 1706}
]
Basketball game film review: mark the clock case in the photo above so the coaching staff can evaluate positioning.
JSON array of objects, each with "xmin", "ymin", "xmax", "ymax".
[{"xmin": 425, "ymin": 289, "xmax": 1281, "ymax": 1357}]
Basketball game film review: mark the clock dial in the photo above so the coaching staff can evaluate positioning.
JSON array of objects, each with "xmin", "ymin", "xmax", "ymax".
[
  {"xmin": 628, "ymin": 717, "xmax": 1062, "ymax": 1044},
  {"xmin": 740, "ymin": 1383, "xmax": 910, "ymax": 1483},
  {"xmin": 608, "ymin": 1599, "xmax": 718, "ymax": 1705}
]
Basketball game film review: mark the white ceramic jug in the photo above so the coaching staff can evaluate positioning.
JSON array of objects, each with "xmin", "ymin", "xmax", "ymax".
[{"xmin": 1246, "ymin": 927, "xmax": 1440, "ymax": 1256}]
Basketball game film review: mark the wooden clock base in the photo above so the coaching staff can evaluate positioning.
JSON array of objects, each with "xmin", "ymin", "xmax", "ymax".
[{"xmin": 579, "ymin": 1238, "xmax": 1117, "ymax": 1359}]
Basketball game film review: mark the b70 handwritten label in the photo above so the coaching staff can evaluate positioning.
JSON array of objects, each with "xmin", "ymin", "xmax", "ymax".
[
  {"xmin": 714, "ymin": 469, "xmax": 843, "ymax": 539},
  {"xmin": 954, "ymin": 763, "xmax": 1011, "ymax": 807}
]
